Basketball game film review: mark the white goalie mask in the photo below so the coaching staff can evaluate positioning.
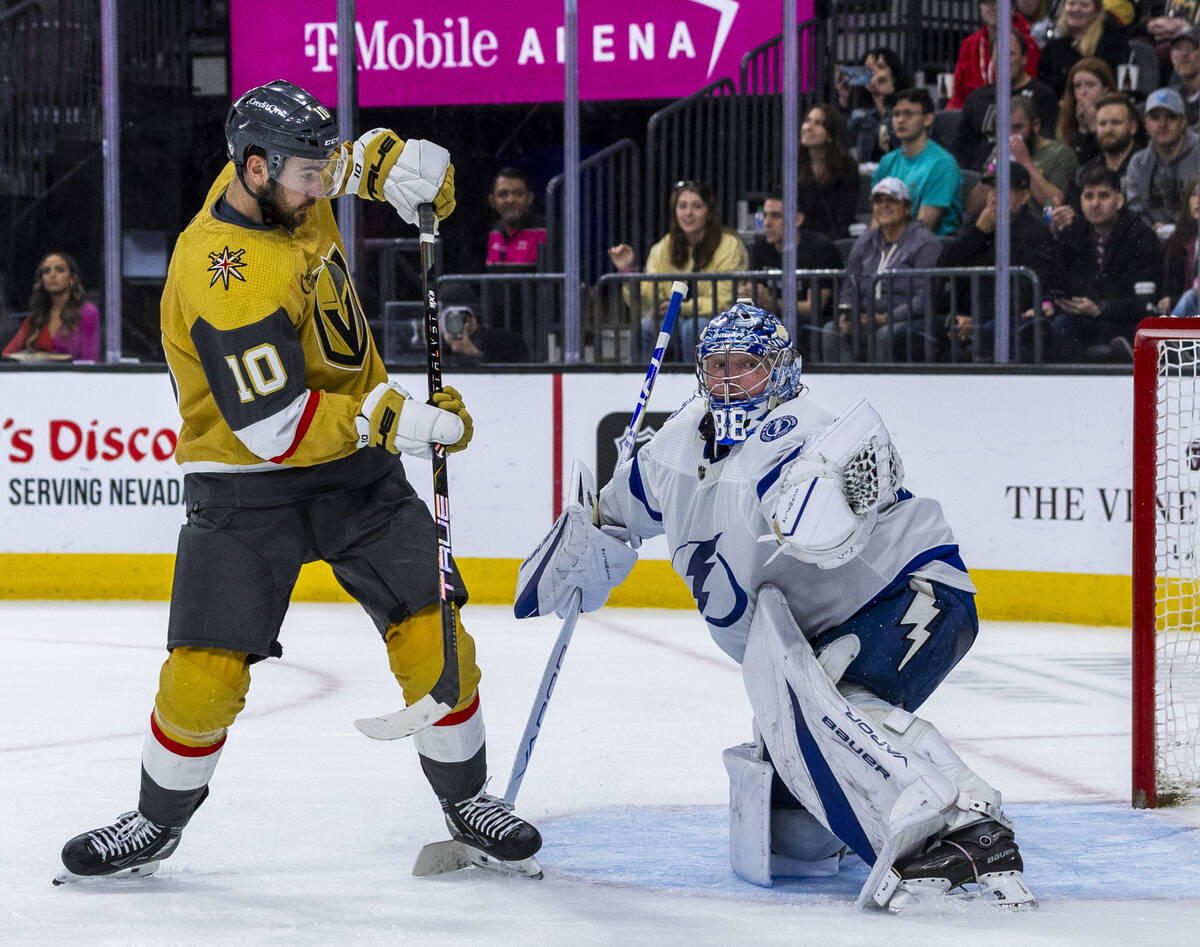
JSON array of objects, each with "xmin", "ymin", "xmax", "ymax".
[{"xmin": 696, "ymin": 302, "xmax": 803, "ymax": 445}]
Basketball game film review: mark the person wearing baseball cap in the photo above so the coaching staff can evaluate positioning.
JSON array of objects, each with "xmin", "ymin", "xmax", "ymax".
[
  {"xmin": 1169, "ymin": 26, "xmax": 1200, "ymax": 125},
  {"xmin": 939, "ymin": 161, "xmax": 1055, "ymax": 360},
  {"xmin": 1126, "ymin": 86, "xmax": 1200, "ymax": 233},
  {"xmin": 828, "ymin": 175, "xmax": 942, "ymax": 362}
]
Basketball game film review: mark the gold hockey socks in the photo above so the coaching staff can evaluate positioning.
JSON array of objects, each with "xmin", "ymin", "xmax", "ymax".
[
  {"xmin": 385, "ymin": 603, "xmax": 480, "ymax": 713},
  {"xmin": 140, "ymin": 647, "xmax": 251, "ymax": 827}
]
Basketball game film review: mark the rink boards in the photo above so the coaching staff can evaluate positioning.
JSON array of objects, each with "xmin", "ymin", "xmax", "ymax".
[{"xmin": 0, "ymin": 369, "xmax": 1135, "ymax": 625}]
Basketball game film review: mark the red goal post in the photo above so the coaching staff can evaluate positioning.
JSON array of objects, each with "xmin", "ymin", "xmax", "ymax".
[{"xmin": 1133, "ymin": 318, "xmax": 1200, "ymax": 808}]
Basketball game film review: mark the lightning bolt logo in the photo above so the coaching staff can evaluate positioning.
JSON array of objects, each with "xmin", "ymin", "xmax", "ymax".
[
  {"xmin": 675, "ymin": 534, "xmax": 748, "ymax": 627},
  {"xmin": 897, "ymin": 579, "xmax": 939, "ymax": 672}
]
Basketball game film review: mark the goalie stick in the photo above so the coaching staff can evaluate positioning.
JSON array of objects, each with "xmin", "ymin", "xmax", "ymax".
[
  {"xmin": 355, "ymin": 203, "xmax": 461, "ymax": 741},
  {"xmin": 502, "ymin": 280, "xmax": 689, "ymax": 804}
]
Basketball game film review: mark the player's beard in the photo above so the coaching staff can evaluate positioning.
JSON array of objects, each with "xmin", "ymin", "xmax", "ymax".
[{"xmin": 251, "ymin": 179, "xmax": 310, "ymax": 230}]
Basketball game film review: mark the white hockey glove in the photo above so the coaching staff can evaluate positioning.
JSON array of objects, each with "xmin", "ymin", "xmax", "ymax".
[
  {"xmin": 764, "ymin": 398, "xmax": 903, "ymax": 569},
  {"xmin": 514, "ymin": 505, "xmax": 638, "ymax": 619},
  {"xmin": 356, "ymin": 381, "xmax": 472, "ymax": 458},
  {"xmin": 344, "ymin": 129, "xmax": 455, "ymax": 224}
]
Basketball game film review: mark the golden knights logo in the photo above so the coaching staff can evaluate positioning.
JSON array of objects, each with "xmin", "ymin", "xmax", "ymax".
[
  {"xmin": 207, "ymin": 246, "xmax": 247, "ymax": 290},
  {"xmin": 312, "ymin": 244, "xmax": 370, "ymax": 368}
]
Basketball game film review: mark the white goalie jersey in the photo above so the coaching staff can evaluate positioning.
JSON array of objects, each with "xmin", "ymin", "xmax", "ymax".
[{"xmin": 597, "ymin": 394, "xmax": 976, "ymax": 663}]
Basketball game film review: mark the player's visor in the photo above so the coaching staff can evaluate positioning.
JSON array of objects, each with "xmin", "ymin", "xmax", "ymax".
[{"xmin": 273, "ymin": 152, "xmax": 346, "ymax": 198}]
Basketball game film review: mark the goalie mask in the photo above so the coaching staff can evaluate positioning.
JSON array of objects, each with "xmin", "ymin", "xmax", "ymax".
[
  {"xmin": 225, "ymin": 80, "xmax": 346, "ymax": 199},
  {"xmin": 696, "ymin": 302, "xmax": 803, "ymax": 445}
]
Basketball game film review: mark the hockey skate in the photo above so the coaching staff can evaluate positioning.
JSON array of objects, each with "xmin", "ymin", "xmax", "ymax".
[
  {"xmin": 884, "ymin": 819, "xmax": 1036, "ymax": 913},
  {"xmin": 54, "ymin": 811, "xmax": 182, "ymax": 886},
  {"xmin": 414, "ymin": 790, "xmax": 543, "ymax": 879}
]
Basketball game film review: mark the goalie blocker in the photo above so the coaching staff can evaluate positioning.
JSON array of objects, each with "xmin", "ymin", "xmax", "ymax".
[{"xmin": 514, "ymin": 461, "xmax": 637, "ymax": 620}]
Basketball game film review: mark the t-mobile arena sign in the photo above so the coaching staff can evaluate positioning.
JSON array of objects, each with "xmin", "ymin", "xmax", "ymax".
[{"xmin": 231, "ymin": 1, "xmax": 810, "ymax": 106}]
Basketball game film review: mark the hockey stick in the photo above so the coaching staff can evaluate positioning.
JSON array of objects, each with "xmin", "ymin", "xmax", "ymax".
[
  {"xmin": 503, "ymin": 279, "xmax": 689, "ymax": 803},
  {"xmin": 355, "ymin": 203, "xmax": 461, "ymax": 741}
]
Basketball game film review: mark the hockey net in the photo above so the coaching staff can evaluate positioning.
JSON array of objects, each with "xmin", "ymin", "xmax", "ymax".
[{"xmin": 1133, "ymin": 319, "xmax": 1200, "ymax": 807}]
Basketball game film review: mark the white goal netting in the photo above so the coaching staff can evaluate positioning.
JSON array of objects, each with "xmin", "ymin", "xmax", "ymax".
[{"xmin": 1150, "ymin": 339, "xmax": 1200, "ymax": 804}]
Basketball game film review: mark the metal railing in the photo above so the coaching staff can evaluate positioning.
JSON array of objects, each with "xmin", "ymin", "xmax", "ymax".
[
  {"xmin": 545, "ymin": 138, "xmax": 640, "ymax": 288},
  {"xmin": 0, "ymin": 1, "xmax": 100, "ymax": 199},
  {"xmin": 434, "ymin": 273, "xmax": 566, "ymax": 364},
  {"xmin": 829, "ymin": 0, "xmax": 978, "ymax": 84},
  {"xmin": 738, "ymin": 17, "xmax": 830, "ymax": 97},
  {"xmin": 644, "ymin": 78, "xmax": 739, "ymax": 249},
  {"xmin": 584, "ymin": 266, "xmax": 1045, "ymax": 365}
]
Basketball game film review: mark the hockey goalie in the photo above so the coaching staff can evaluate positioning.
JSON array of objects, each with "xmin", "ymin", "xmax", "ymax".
[{"xmin": 516, "ymin": 301, "xmax": 1036, "ymax": 912}]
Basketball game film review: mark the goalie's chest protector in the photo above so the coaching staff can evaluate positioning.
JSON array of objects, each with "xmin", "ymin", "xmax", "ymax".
[
  {"xmin": 643, "ymin": 399, "xmax": 824, "ymax": 662},
  {"xmin": 644, "ymin": 398, "xmax": 967, "ymax": 666}
]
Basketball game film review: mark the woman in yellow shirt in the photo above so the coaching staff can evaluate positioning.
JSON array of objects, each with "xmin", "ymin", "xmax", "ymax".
[{"xmin": 609, "ymin": 180, "xmax": 749, "ymax": 360}]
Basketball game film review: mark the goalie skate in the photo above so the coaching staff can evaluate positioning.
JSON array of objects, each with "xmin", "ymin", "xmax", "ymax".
[
  {"xmin": 53, "ymin": 811, "xmax": 181, "ymax": 886},
  {"xmin": 884, "ymin": 819, "xmax": 1037, "ymax": 913}
]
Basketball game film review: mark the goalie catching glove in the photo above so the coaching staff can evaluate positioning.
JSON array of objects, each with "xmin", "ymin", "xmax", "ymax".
[
  {"xmin": 764, "ymin": 397, "xmax": 903, "ymax": 569},
  {"xmin": 344, "ymin": 129, "xmax": 455, "ymax": 224},
  {"xmin": 514, "ymin": 507, "xmax": 638, "ymax": 620},
  {"xmin": 357, "ymin": 381, "xmax": 473, "ymax": 458}
]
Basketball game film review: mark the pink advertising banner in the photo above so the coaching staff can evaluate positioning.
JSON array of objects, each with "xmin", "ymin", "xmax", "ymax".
[{"xmin": 231, "ymin": 1, "xmax": 811, "ymax": 107}]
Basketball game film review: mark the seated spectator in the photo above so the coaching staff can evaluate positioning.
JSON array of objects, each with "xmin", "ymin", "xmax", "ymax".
[
  {"xmin": 437, "ymin": 284, "xmax": 529, "ymax": 366},
  {"xmin": 484, "ymin": 168, "xmax": 546, "ymax": 268},
  {"xmin": 1158, "ymin": 178, "xmax": 1200, "ymax": 315},
  {"xmin": 1017, "ymin": 0, "xmax": 1055, "ymax": 46},
  {"xmin": 1038, "ymin": 0, "xmax": 1131, "ymax": 98},
  {"xmin": 953, "ymin": 26, "xmax": 1061, "ymax": 170},
  {"xmin": 1056, "ymin": 92, "xmax": 1142, "ymax": 224},
  {"xmin": 2, "ymin": 252, "xmax": 99, "ymax": 362},
  {"xmin": 939, "ymin": 163, "xmax": 1057, "ymax": 361},
  {"xmin": 968, "ymin": 96, "xmax": 1078, "ymax": 216},
  {"xmin": 828, "ymin": 177, "xmax": 943, "ymax": 362},
  {"xmin": 607, "ymin": 180, "xmax": 748, "ymax": 359},
  {"xmin": 1055, "ymin": 58, "xmax": 1118, "ymax": 166},
  {"xmin": 1137, "ymin": 3, "xmax": 1200, "ymax": 74},
  {"xmin": 837, "ymin": 47, "xmax": 909, "ymax": 163},
  {"xmin": 873, "ymin": 87, "xmax": 964, "ymax": 236},
  {"xmin": 1126, "ymin": 87, "xmax": 1200, "ymax": 233},
  {"xmin": 1167, "ymin": 25, "xmax": 1200, "ymax": 123},
  {"xmin": 947, "ymin": 0, "xmax": 1042, "ymax": 111},
  {"xmin": 736, "ymin": 191, "xmax": 843, "ymax": 327},
  {"xmin": 797, "ymin": 105, "xmax": 860, "ymax": 238},
  {"xmin": 1031, "ymin": 165, "xmax": 1158, "ymax": 361}
]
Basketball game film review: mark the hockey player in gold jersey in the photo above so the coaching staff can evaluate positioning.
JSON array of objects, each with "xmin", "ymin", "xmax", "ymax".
[{"xmin": 57, "ymin": 80, "xmax": 541, "ymax": 883}]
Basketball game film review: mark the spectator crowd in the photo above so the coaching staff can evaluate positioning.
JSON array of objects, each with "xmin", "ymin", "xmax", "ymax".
[
  {"xmin": 437, "ymin": 1, "xmax": 1200, "ymax": 366},
  {"xmin": 12, "ymin": 3, "xmax": 1197, "ymax": 367}
]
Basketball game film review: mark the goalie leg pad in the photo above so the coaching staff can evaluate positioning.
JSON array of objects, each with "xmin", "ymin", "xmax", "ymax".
[
  {"xmin": 810, "ymin": 576, "xmax": 978, "ymax": 712},
  {"xmin": 723, "ymin": 742, "xmax": 845, "ymax": 886},
  {"xmin": 845, "ymin": 690, "xmax": 1005, "ymax": 833},
  {"xmin": 741, "ymin": 585, "xmax": 963, "ymax": 908}
]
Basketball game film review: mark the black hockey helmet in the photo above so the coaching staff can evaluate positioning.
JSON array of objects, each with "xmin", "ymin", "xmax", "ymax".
[{"xmin": 225, "ymin": 80, "xmax": 344, "ymax": 197}]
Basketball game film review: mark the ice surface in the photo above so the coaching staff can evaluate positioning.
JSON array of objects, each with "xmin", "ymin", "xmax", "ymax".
[{"xmin": 4, "ymin": 601, "xmax": 1200, "ymax": 945}]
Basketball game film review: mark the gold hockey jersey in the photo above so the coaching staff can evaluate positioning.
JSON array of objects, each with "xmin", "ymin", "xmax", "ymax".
[{"xmin": 162, "ymin": 162, "xmax": 390, "ymax": 498}]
